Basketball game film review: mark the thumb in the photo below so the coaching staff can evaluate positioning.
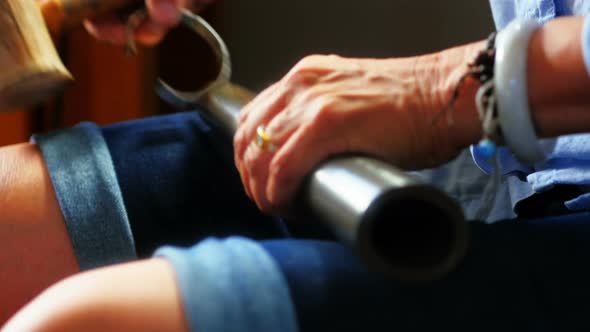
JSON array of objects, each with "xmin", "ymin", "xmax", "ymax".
[{"xmin": 145, "ymin": 0, "xmax": 185, "ymax": 28}]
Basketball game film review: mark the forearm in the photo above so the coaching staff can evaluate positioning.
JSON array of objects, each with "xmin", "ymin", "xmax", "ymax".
[
  {"xmin": 527, "ymin": 16, "xmax": 590, "ymax": 137},
  {"xmin": 0, "ymin": 143, "xmax": 78, "ymax": 323},
  {"xmin": 432, "ymin": 16, "xmax": 590, "ymax": 149}
]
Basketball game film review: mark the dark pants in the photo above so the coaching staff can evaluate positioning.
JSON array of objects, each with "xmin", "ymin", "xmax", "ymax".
[{"xmin": 102, "ymin": 111, "xmax": 590, "ymax": 331}]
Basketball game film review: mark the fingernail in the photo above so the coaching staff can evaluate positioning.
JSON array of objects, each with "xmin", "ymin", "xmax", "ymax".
[{"xmin": 155, "ymin": 2, "xmax": 179, "ymax": 25}]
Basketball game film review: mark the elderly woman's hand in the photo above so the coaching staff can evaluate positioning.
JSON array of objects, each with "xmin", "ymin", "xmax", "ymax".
[
  {"xmin": 84, "ymin": 0, "xmax": 214, "ymax": 45},
  {"xmin": 234, "ymin": 53, "xmax": 476, "ymax": 215}
]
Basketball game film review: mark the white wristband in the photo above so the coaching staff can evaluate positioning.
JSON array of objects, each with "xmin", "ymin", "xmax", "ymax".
[{"xmin": 494, "ymin": 19, "xmax": 545, "ymax": 165}]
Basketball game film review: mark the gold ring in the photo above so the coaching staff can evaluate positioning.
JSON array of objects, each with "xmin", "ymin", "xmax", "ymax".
[{"xmin": 255, "ymin": 125, "xmax": 276, "ymax": 151}]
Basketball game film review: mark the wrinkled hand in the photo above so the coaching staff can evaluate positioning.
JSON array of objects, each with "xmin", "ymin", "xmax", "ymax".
[
  {"xmin": 234, "ymin": 54, "xmax": 460, "ymax": 215},
  {"xmin": 84, "ymin": 0, "xmax": 214, "ymax": 45}
]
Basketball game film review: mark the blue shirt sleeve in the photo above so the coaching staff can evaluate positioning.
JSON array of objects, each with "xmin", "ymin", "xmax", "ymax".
[
  {"xmin": 488, "ymin": 0, "xmax": 557, "ymax": 30},
  {"xmin": 154, "ymin": 237, "xmax": 298, "ymax": 332},
  {"xmin": 468, "ymin": 1, "xmax": 590, "ymax": 218}
]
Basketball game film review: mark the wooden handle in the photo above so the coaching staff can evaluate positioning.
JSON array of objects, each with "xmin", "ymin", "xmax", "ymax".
[{"xmin": 38, "ymin": 0, "xmax": 140, "ymax": 34}]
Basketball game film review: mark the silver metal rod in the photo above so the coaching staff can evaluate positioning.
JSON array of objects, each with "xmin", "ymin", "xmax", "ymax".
[{"xmin": 201, "ymin": 83, "xmax": 469, "ymax": 281}]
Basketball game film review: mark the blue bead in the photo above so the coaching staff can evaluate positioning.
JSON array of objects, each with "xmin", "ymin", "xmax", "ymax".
[{"xmin": 476, "ymin": 139, "xmax": 496, "ymax": 159}]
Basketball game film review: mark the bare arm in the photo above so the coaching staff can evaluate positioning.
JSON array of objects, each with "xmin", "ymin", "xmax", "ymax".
[
  {"xmin": 527, "ymin": 16, "xmax": 590, "ymax": 137},
  {"xmin": 1, "ymin": 259, "xmax": 187, "ymax": 332},
  {"xmin": 446, "ymin": 15, "xmax": 590, "ymax": 147},
  {"xmin": 234, "ymin": 15, "xmax": 590, "ymax": 214},
  {"xmin": 0, "ymin": 143, "xmax": 78, "ymax": 323}
]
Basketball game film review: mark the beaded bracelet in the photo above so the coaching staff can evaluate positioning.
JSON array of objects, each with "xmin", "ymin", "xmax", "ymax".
[
  {"xmin": 440, "ymin": 19, "xmax": 545, "ymax": 165},
  {"xmin": 436, "ymin": 30, "xmax": 500, "ymax": 160},
  {"xmin": 471, "ymin": 31, "xmax": 501, "ymax": 160}
]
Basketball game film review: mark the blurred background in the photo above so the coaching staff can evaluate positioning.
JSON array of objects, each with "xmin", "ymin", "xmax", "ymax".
[{"xmin": 0, "ymin": 0, "xmax": 494, "ymax": 146}]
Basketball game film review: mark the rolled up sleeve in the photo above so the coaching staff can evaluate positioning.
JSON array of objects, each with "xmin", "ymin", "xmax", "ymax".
[
  {"xmin": 32, "ymin": 122, "xmax": 136, "ymax": 270},
  {"xmin": 155, "ymin": 237, "xmax": 298, "ymax": 332}
]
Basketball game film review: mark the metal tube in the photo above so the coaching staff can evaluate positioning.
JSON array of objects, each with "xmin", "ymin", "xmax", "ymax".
[{"xmin": 201, "ymin": 83, "xmax": 469, "ymax": 281}]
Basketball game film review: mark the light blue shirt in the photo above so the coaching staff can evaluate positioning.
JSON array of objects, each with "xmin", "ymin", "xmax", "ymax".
[{"xmin": 470, "ymin": 0, "xmax": 590, "ymax": 214}]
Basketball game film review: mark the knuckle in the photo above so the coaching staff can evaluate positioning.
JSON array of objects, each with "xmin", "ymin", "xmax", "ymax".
[
  {"xmin": 266, "ymin": 113, "xmax": 289, "ymax": 135},
  {"xmin": 285, "ymin": 55, "xmax": 328, "ymax": 86},
  {"xmin": 283, "ymin": 70, "xmax": 309, "ymax": 88},
  {"xmin": 296, "ymin": 54, "xmax": 320, "ymax": 68},
  {"xmin": 298, "ymin": 87, "xmax": 323, "ymax": 105},
  {"xmin": 238, "ymin": 105, "xmax": 250, "ymax": 124},
  {"xmin": 243, "ymin": 147, "xmax": 258, "ymax": 174},
  {"xmin": 267, "ymin": 163, "xmax": 287, "ymax": 197},
  {"xmin": 313, "ymin": 95, "xmax": 338, "ymax": 121},
  {"xmin": 233, "ymin": 129, "xmax": 245, "ymax": 152},
  {"xmin": 300, "ymin": 54, "xmax": 337, "ymax": 66}
]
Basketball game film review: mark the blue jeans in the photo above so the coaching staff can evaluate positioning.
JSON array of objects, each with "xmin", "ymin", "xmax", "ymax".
[{"xmin": 34, "ymin": 110, "xmax": 590, "ymax": 332}]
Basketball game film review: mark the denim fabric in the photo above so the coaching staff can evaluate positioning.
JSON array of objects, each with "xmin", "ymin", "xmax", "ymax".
[
  {"xmin": 153, "ymin": 218, "xmax": 590, "ymax": 332},
  {"xmin": 35, "ymin": 110, "xmax": 590, "ymax": 331},
  {"xmin": 261, "ymin": 219, "xmax": 590, "ymax": 332},
  {"xmin": 471, "ymin": 1, "xmax": 590, "ymax": 220},
  {"xmin": 97, "ymin": 112, "xmax": 590, "ymax": 331},
  {"xmin": 155, "ymin": 237, "xmax": 298, "ymax": 332},
  {"xmin": 32, "ymin": 123, "xmax": 136, "ymax": 270},
  {"xmin": 100, "ymin": 112, "xmax": 300, "ymax": 258}
]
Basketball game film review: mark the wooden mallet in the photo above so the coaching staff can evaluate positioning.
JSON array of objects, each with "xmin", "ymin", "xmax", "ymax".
[{"xmin": 0, "ymin": 0, "xmax": 135, "ymax": 110}]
